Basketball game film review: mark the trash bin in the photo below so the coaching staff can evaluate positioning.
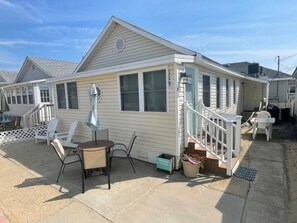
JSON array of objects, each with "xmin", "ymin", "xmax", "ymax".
[
  {"xmin": 281, "ymin": 108, "xmax": 290, "ymax": 122},
  {"xmin": 267, "ymin": 104, "xmax": 280, "ymax": 124}
]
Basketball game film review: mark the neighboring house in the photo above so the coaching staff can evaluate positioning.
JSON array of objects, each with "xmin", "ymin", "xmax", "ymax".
[
  {"xmin": 225, "ymin": 62, "xmax": 295, "ymax": 105},
  {"xmin": 48, "ymin": 16, "xmax": 268, "ymax": 176},
  {"xmin": 0, "ymin": 71, "xmax": 18, "ymax": 87},
  {"xmin": 2, "ymin": 57, "xmax": 78, "ymax": 118}
]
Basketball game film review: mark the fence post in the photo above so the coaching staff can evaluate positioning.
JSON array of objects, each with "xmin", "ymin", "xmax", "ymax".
[
  {"xmin": 226, "ymin": 121, "xmax": 233, "ymax": 176},
  {"xmin": 234, "ymin": 115, "xmax": 242, "ymax": 156}
]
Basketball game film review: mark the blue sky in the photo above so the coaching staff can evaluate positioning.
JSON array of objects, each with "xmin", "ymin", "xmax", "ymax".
[{"xmin": 0, "ymin": 0, "xmax": 296, "ymax": 74}]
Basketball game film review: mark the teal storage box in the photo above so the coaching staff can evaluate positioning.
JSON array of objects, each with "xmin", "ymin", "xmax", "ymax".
[{"xmin": 156, "ymin": 154, "xmax": 175, "ymax": 174}]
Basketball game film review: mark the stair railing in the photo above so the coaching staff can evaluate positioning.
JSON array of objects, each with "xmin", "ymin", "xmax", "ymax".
[
  {"xmin": 22, "ymin": 103, "xmax": 55, "ymax": 128},
  {"xmin": 184, "ymin": 101, "xmax": 237, "ymax": 176}
]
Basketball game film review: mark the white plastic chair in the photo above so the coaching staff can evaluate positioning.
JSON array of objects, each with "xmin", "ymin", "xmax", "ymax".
[
  {"xmin": 35, "ymin": 118, "xmax": 58, "ymax": 145},
  {"xmin": 54, "ymin": 121, "xmax": 78, "ymax": 148},
  {"xmin": 252, "ymin": 111, "xmax": 272, "ymax": 141}
]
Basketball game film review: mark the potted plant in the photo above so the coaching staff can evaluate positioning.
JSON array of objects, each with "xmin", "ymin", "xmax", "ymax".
[{"xmin": 181, "ymin": 152, "xmax": 206, "ymax": 178}]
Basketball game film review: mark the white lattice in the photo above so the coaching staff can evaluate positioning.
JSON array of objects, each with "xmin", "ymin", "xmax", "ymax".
[
  {"xmin": 0, "ymin": 125, "xmax": 47, "ymax": 147},
  {"xmin": 269, "ymin": 101, "xmax": 295, "ymax": 116}
]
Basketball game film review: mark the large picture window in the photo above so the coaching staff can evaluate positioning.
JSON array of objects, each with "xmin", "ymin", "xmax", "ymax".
[
  {"xmin": 119, "ymin": 68, "xmax": 167, "ymax": 112},
  {"xmin": 56, "ymin": 82, "xmax": 78, "ymax": 109},
  {"xmin": 16, "ymin": 88, "xmax": 21, "ymax": 104},
  {"xmin": 120, "ymin": 74, "xmax": 139, "ymax": 111},
  {"xmin": 11, "ymin": 89, "xmax": 16, "ymax": 104},
  {"xmin": 28, "ymin": 86, "xmax": 34, "ymax": 104},
  {"xmin": 6, "ymin": 90, "xmax": 11, "ymax": 104},
  {"xmin": 143, "ymin": 70, "xmax": 166, "ymax": 112},
  {"xmin": 203, "ymin": 75, "xmax": 210, "ymax": 107}
]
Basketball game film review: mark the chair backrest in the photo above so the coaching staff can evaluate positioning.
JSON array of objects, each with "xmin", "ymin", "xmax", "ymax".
[
  {"xmin": 48, "ymin": 118, "xmax": 58, "ymax": 138},
  {"xmin": 82, "ymin": 149, "xmax": 106, "ymax": 170},
  {"xmin": 51, "ymin": 139, "xmax": 66, "ymax": 162},
  {"xmin": 127, "ymin": 132, "xmax": 137, "ymax": 155},
  {"xmin": 256, "ymin": 111, "xmax": 271, "ymax": 119},
  {"xmin": 66, "ymin": 121, "xmax": 78, "ymax": 142},
  {"xmin": 256, "ymin": 111, "xmax": 270, "ymax": 129}
]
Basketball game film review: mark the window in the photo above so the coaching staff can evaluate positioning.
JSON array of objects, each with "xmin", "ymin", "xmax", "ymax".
[
  {"xmin": 16, "ymin": 88, "xmax": 21, "ymax": 104},
  {"xmin": 226, "ymin": 79, "xmax": 230, "ymax": 107},
  {"xmin": 40, "ymin": 86, "xmax": 50, "ymax": 103},
  {"xmin": 203, "ymin": 75, "xmax": 210, "ymax": 107},
  {"xmin": 11, "ymin": 88, "xmax": 16, "ymax": 104},
  {"xmin": 6, "ymin": 90, "xmax": 11, "ymax": 104},
  {"xmin": 56, "ymin": 82, "xmax": 78, "ymax": 109},
  {"xmin": 120, "ymin": 74, "xmax": 139, "ymax": 111},
  {"xmin": 233, "ymin": 80, "xmax": 236, "ymax": 104},
  {"xmin": 143, "ymin": 70, "xmax": 166, "ymax": 112},
  {"xmin": 28, "ymin": 86, "xmax": 34, "ymax": 104},
  {"xmin": 22, "ymin": 87, "xmax": 28, "ymax": 104},
  {"xmin": 119, "ymin": 68, "xmax": 167, "ymax": 112},
  {"xmin": 287, "ymin": 85, "xmax": 295, "ymax": 100},
  {"xmin": 67, "ymin": 82, "xmax": 78, "ymax": 109},
  {"xmin": 216, "ymin": 77, "xmax": 220, "ymax": 109}
]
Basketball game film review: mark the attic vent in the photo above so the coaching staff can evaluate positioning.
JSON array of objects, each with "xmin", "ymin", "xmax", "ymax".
[{"xmin": 115, "ymin": 37, "xmax": 125, "ymax": 52}]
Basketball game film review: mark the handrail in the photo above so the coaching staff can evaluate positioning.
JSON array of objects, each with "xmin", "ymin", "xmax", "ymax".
[{"xmin": 184, "ymin": 101, "xmax": 238, "ymax": 176}]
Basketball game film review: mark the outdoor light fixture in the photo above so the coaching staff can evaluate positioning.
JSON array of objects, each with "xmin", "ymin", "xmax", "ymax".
[{"xmin": 180, "ymin": 72, "xmax": 192, "ymax": 84}]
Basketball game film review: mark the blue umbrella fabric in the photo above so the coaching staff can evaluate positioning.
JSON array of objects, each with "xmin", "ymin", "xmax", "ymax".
[
  {"xmin": 85, "ymin": 83, "xmax": 100, "ymax": 131},
  {"xmin": 0, "ymin": 88, "xmax": 9, "ymax": 113}
]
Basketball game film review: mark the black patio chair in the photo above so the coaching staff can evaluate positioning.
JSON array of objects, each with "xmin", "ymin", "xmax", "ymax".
[{"xmin": 110, "ymin": 132, "xmax": 137, "ymax": 173}]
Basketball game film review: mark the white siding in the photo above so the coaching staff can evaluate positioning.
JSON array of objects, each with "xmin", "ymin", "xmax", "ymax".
[
  {"xmin": 54, "ymin": 64, "xmax": 177, "ymax": 164},
  {"xmin": 18, "ymin": 63, "xmax": 49, "ymax": 83},
  {"xmin": 243, "ymin": 80, "xmax": 265, "ymax": 111},
  {"xmin": 82, "ymin": 24, "xmax": 180, "ymax": 71}
]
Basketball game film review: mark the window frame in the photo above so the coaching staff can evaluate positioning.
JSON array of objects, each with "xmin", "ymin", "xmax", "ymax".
[
  {"xmin": 287, "ymin": 84, "xmax": 295, "ymax": 101},
  {"xmin": 22, "ymin": 87, "xmax": 28, "ymax": 104},
  {"xmin": 118, "ymin": 66, "xmax": 169, "ymax": 113},
  {"xmin": 216, "ymin": 77, "xmax": 221, "ymax": 109},
  {"xmin": 233, "ymin": 80, "xmax": 236, "ymax": 104},
  {"xmin": 56, "ymin": 81, "xmax": 79, "ymax": 110},
  {"xmin": 226, "ymin": 79, "xmax": 230, "ymax": 107}
]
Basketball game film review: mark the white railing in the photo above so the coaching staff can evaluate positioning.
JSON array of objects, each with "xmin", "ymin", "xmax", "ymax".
[
  {"xmin": 184, "ymin": 101, "xmax": 241, "ymax": 176},
  {"xmin": 0, "ymin": 125, "xmax": 47, "ymax": 146},
  {"xmin": 23, "ymin": 103, "xmax": 55, "ymax": 128}
]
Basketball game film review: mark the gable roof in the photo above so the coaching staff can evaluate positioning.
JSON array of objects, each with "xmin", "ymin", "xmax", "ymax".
[
  {"xmin": 224, "ymin": 62, "xmax": 292, "ymax": 79},
  {"xmin": 0, "ymin": 70, "xmax": 18, "ymax": 85},
  {"xmin": 15, "ymin": 57, "xmax": 78, "ymax": 83},
  {"xmin": 74, "ymin": 16, "xmax": 197, "ymax": 73}
]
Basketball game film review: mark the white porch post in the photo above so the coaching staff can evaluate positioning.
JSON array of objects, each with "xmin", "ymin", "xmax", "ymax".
[
  {"xmin": 234, "ymin": 115, "xmax": 242, "ymax": 156},
  {"xmin": 226, "ymin": 121, "xmax": 233, "ymax": 176},
  {"xmin": 184, "ymin": 101, "xmax": 188, "ymax": 147}
]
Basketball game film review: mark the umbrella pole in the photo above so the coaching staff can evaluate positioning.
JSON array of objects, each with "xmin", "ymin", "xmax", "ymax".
[{"xmin": 95, "ymin": 130, "xmax": 97, "ymax": 145}]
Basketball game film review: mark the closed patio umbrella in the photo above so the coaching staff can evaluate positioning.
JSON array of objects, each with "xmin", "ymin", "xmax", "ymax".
[
  {"xmin": 85, "ymin": 83, "xmax": 100, "ymax": 144},
  {"xmin": 0, "ymin": 88, "xmax": 9, "ymax": 115}
]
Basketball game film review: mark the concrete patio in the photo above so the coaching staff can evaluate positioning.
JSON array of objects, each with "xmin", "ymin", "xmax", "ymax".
[{"xmin": 0, "ymin": 122, "xmax": 296, "ymax": 223}]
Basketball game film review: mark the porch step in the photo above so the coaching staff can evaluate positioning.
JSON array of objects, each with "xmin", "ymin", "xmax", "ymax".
[{"xmin": 185, "ymin": 140, "xmax": 239, "ymax": 177}]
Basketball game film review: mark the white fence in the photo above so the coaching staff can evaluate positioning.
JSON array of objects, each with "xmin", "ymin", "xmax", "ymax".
[{"xmin": 0, "ymin": 125, "xmax": 47, "ymax": 147}]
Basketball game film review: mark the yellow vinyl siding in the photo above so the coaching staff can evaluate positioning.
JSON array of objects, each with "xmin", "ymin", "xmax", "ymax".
[
  {"xmin": 55, "ymin": 64, "xmax": 177, "ymax": 163},
  {"xmin": 83, "ymin": 24, "xmax": 179, "ymax": 71}
]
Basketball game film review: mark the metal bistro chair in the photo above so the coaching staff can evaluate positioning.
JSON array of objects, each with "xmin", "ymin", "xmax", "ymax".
[
  {"xmin": 51, "ymin": 139, "xmax": 82, "ymax": 183},
  {"xmin": 110, "ymin": 132, "xmax": 137, "ymax": 173},
  {"xmin": 81, "ymin": 147, "xmax": 111, "ymax": 193}
]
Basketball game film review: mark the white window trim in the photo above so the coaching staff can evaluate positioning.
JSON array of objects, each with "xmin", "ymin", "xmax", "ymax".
[{"xmin": 118, "ymin": 65, "xmax": 169, "ymax": 113}]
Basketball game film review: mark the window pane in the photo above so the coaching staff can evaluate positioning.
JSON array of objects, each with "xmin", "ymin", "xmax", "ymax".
[
  {"xmin": 143, "ymin": 70, "xmax": 166, "ymax": 112},
  {"xmin": 16, "ymin": 88, "xmax": 21, "ymax": 104},
  {"xmin": 216, "ymin": 77, "xmax": 220, "ymax": 109},
  {"xmin": 57, "ymin": 84, "xmax": 66, "ymax": 109},
  {"xmin": 67, "ymin": 82, "xmax": 78, "ymax": 109},
  {"xmin": 120, "ymin": 74, "xmax": 139, "ymax": 111},
  {"xmin": 28, "ymin": 86, "xmax": 34, "ymax": 104},
  {"xmin": 203, "ymin": 75, "xmax": 210, "ymax": 107},
  {"xmin": 40, "ymin": 86, "xmax": 50, "ymax": 103},
  {"xmin": 11, "ymin": 89, "xmax": 16, "ymax": 104},
  {"xmin": 226, "ymin": 79, "xmax": 230, "ymax": 107},
  {"xmin": 22, "ymin": 87, "xmax": 28, "ymax": 104}
]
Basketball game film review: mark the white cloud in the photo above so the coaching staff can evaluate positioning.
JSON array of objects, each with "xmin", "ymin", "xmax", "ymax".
[
  {"xmin": 0, "ymin": 39, "xmax": 64, "ymax": 47},
  {"xmin": 0, "ymin": 0, "xmax": 43, "ymax": 23}
]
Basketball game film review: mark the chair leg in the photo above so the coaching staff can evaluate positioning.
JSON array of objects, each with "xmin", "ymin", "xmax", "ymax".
[
  {"xmin": 128, "ymin": 156, "xmax": 136, "ymax": 173},
  {"xmin": 56, "ymin": 164, "xmax": 64, "ymax": 183},
  {"xmin": 82, "ymin": 165, "xmax": 85, "ymax": 193}
]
